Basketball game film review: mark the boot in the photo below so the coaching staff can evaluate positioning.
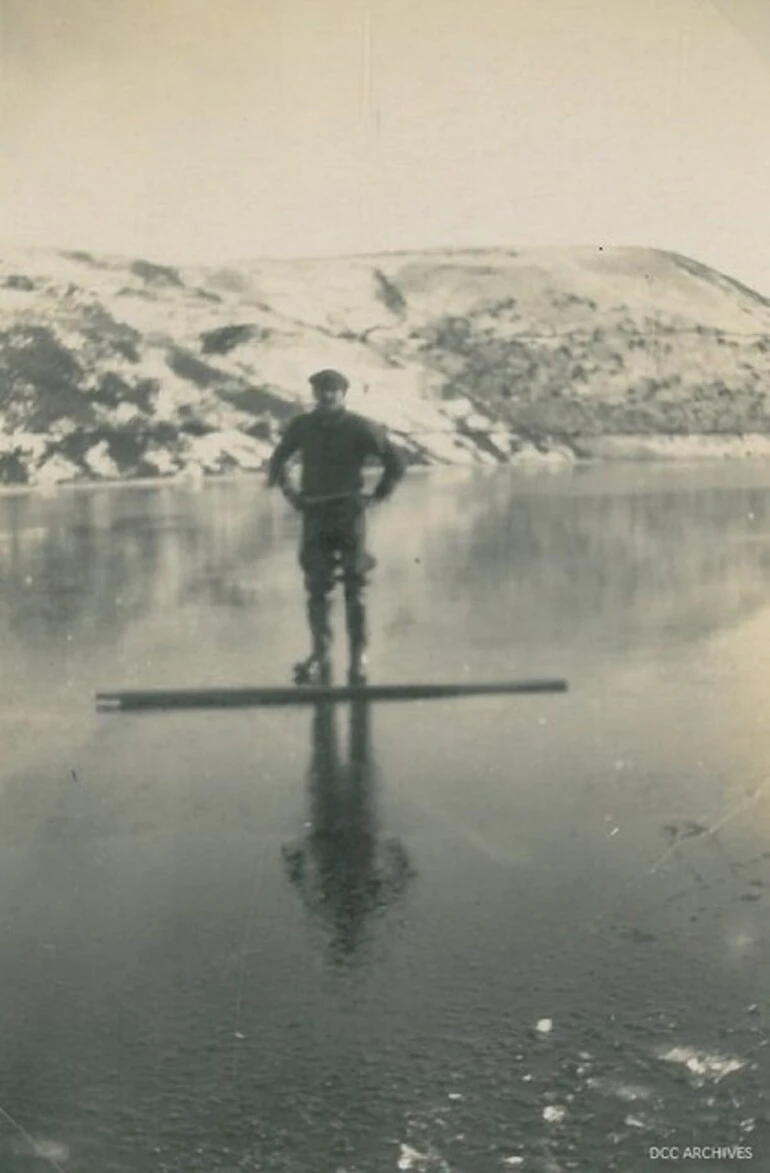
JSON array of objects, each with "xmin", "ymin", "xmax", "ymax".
[
  {"xmin": 347, "ymin": 644, "xmax": 369, "ymax": 687},
  {"xmin": 293, "ymin": 595, "xmax": 332, "ymax": 686},
  {"xmin": 293, "ymin": 655, "xmax": 332, "ymax": 686}
]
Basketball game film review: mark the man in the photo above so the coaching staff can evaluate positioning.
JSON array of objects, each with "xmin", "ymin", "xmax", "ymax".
[{"xmin": 267, "ymin": 369, "xmax": 405, "ymax": 685}]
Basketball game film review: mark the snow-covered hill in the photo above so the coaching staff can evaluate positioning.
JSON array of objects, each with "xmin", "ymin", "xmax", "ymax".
[{"xmin": 2, "ymin": 245, "xmax": 770, "ymax": 484}]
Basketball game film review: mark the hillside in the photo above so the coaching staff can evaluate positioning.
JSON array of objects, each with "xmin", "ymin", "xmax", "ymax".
[{"xmin": 2, "ymin": 245, "xmax": 770, "ymax": 484}]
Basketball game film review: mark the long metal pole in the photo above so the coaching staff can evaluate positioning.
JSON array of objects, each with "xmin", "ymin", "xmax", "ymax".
[{"xmin": 96, "ymin": 679, "xmax": 568, "ymax": 712}]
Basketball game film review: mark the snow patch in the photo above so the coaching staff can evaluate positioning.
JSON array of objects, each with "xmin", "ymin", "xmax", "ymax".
[
  {"xmin": 586, "ymin": 1077, "xmax": 652, "ymax": 1103},
  {"xmin": 0, "ymin": 433, "xmax": 48, "ymax": 461},
  {"xmin": 113, "ymin": 402, "xmax": 143, "ymax": 425},
  {"xmin": 658, "ymin": 1045, "xmax": 746, "ymax": 1082},
  {"xmin": 9, "ymin": 1136, "xmax": 70, "ymax": 1163},
  {"xmin": 142, "ymin": 446, "xmax": 182, "ymax": 476},
  {"xmin": 84, "ymin": 440, "xmax": 120, "ymax": 478},
  {"xmin": 511, "ymin": 443, "xmax": 575, "ymax": 467},
  {"xmin": 397, "ymin": 1142, "xmax": 449, "ymax": 1172},
  {"xmin": 184, "ymin": 430, "xmax": 272, "ymax": 472},
  {"xmin": 583, "ymin": 434, "xmax": 770, "ymax": 461},
  {"xmin": 32, "ymin": 455, "xmax": 80, "ymax": 486}
]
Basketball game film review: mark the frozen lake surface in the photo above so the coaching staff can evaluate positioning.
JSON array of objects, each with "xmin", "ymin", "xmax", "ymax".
[{"xmin": 1, "ymin": 463, "xmax": 769, "ymax": 1172}]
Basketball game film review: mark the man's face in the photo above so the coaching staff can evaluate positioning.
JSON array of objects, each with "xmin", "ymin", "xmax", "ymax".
[{"xmin": 313, "ymin": 386, "xmax": 346, "ymax": 413}]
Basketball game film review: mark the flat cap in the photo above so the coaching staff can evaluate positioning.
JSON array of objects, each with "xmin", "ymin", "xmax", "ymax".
[{"xmin": 309, "ymin": 368, "xmax": 349, "ymax": 392}]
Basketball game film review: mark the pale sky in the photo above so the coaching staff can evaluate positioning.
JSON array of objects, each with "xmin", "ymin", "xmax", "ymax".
[{"xmin": 2, "ymin": 0, "xmax": 770, "ymax": 293}]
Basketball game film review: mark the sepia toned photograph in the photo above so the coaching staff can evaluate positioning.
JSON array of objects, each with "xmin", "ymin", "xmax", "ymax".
[{"xmin": 1, "ymin": 0, "xmax": 770, "ymax": 1170}]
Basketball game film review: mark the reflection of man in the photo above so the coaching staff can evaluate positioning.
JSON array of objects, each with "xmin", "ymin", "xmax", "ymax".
[
  {"xmin": 282, "ymin": 700, "xmax": 414, "ymax": 964},
  {"xmin": 267, "ymin": 369, "xmax": 405, "ymax": 686}
]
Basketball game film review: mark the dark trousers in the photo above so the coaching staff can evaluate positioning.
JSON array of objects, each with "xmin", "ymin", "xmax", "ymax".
[{"xmin": 299, "ymin": 502, "xmax": 375, "ymax": 655}]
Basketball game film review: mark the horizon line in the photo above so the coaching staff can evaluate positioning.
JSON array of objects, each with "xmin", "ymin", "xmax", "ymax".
[
  {"xmin": 1, "ymin": 240, "xmax": 767, "ymax": 302},
  {"xmin": 0, "ymin": 238, "xmax": 709, "ymax": 267}
]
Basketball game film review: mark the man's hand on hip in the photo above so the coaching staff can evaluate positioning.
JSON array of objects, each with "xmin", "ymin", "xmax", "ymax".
[{"xmin": 282, "ymin": 487, "xmax": 304, "ymax": 512}]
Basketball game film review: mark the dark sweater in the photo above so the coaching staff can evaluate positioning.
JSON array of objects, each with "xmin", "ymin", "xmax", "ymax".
[{"xmin": 267, "ymin": 409, "xmax": 405, "ymax": 501}]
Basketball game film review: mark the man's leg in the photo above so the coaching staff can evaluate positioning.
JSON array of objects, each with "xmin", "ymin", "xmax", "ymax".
[
  {"xmin": 297, "ymin": 521, "xmax": 335, "ymax": 684},
  {"xmin": 340, "ymin": 510, "xmax": 376, "ymax": 685},
  {"xmin": 307, "ymin": 589, "xmax": 332, "ymax": 658}
]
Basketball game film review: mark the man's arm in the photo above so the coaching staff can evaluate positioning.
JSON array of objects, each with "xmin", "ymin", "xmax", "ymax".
[
  {"xmin": 363, "ymin": 422, "xmax": 406, "ymax": 501},
  {"xmin": 267, "ymin": 418, "xmax": 302, "ymax": 497}
]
